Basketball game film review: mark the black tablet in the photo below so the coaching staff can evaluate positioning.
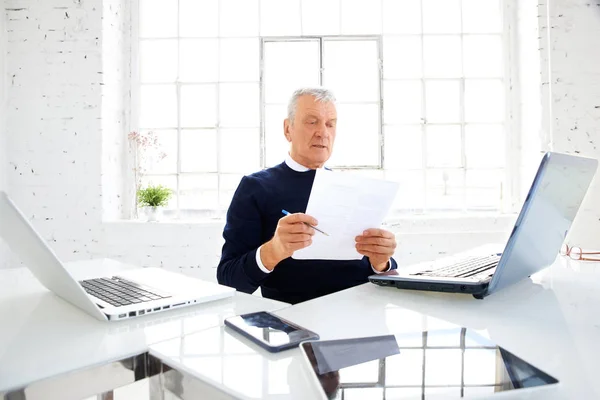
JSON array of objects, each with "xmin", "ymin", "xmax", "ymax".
[
  {"xmin": 300, "ymin": 329, "xmax": 558, "ymax": 399},
  {"xmin": 225, "ymin": 311, "xmax": 319, "ymax": 352}
]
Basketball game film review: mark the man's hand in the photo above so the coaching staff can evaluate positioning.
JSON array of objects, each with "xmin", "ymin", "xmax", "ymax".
[
  {"xmin": 355, "ymin": 228, "xmax": 397, "ymax": 271},
  {"xmin": 261, "ymin": 213, "xmax": 317, "ymax": 270}
]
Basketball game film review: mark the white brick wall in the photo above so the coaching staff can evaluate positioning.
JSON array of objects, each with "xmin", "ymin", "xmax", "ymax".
[
  {"xmin": 545, "ymin": 0, "xmax": 600, "ymax": 248},
  {"xmin": 1, "ymin": 0, "xmax": 7, "ymax": 191},
  {"xmin": 4, "ymin": 0, "xmax": 105, "ymax": 269},
  {"xmin": 2, "ymin": 0, "xmax": 599, "ymax": 279},
  {"xmin": 1, "ymin": 0, "xmax": 9, "ymax": 269},
  {"xmin": 101, "ymin": 0, "xmax": 131, "ymax": 222}
]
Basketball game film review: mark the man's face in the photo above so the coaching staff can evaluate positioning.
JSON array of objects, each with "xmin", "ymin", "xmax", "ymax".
[{"xmin": 284, "ymin": 95, "xmax": 337, "ymax": 169}]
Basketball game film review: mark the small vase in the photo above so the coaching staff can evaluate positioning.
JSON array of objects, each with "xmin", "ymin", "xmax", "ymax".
[{"xmin": 145, "ymin": 206, "xmax": 162, "ymax": 222}]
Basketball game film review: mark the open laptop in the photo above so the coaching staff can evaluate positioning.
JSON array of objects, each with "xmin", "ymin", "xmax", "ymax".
[
  {"xmin": 369, "ymin": 152, "xmax": 598, "ymax": 299},
  {"xmin": 0, "ymin": 191, "xmax": 235, "ymax": 321}
]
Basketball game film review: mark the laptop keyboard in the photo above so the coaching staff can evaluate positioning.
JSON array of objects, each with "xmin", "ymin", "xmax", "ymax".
[
  {"xmin": 411, "ymin": 254, "xmax": 501, "ymax": 278},
  {"xmin": 80, "ymin": 277, "xmax": 171, "ymax": 308}
]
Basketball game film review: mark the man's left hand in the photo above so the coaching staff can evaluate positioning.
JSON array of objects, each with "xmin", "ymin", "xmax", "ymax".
[{"xmin": 355, "ymin": 228, "xmax": 397, "ymax": 271}]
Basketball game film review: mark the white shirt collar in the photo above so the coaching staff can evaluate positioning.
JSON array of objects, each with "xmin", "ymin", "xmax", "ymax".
[{"xmin": 284, "ymin": 153, "xmax": 311, "ymax": 172}]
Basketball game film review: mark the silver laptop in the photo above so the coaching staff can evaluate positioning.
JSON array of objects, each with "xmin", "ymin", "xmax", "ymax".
[
  {"xmin": 0, "ymin": 191, "xmax": 235, "ymax": 321},
  {"xmin": 369, "ymin": 152, "xmax": 598, "ymax": 299}
]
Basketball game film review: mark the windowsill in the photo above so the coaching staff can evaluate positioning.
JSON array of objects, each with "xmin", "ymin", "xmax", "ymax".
[{"xmin": 103, "ymin": 212, "xmax": 518, "ymax": 234}]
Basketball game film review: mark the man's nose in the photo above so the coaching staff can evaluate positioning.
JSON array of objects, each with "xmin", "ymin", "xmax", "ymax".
[{"xmin": 314, "ymin": 121, "xmax": 329, "ymax": 137}]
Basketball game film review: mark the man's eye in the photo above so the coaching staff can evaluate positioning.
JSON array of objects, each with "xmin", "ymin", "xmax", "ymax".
[{"xmin": 307, "ymin": 121, "xmax": 317, "ymax": 125}]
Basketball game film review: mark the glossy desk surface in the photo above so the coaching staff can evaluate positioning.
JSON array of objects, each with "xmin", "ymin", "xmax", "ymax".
[
  {"xmin": 150, "ymin": 257, "xmax": 600, "ymax": 399},
  {"xmin": 0, "ymin": 259, "xmax": 287, "ymax": 393}
]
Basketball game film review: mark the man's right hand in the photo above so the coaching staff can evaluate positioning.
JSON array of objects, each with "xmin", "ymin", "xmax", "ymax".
[{"xmin": 260, "ymin": 212, "xmax": 317, "ymax": 271}]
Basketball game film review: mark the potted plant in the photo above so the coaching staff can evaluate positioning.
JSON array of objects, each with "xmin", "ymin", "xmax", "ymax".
[{"xmin": 137, "ymin": 184, "xmax": 172, "ymax": 222}]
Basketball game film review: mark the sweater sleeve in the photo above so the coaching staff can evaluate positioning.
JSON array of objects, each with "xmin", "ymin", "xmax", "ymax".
[{"xmin": 217, "ymin": 176, "xmax": 271, "ymax": 294}]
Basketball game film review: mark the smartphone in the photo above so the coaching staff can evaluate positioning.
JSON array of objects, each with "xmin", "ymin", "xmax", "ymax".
[{"xmin": 224, "ymin": 311, "xmax": 319, "ymax": 353}]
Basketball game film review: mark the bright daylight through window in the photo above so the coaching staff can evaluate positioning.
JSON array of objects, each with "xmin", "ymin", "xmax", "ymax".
[{"xmin": 134, "ymin": 0, "xmax": 508, "ymax": 219}]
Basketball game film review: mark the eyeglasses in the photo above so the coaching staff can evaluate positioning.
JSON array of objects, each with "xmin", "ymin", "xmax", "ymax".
[{"xmin": 560, "ymin": 244, "xmax": 600, "ymax": 261}]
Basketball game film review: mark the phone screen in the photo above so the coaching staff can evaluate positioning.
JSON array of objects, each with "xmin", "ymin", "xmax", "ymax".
[{"xmin": 225, "ymin": 311, "xmax": 318, "ymax": 348}]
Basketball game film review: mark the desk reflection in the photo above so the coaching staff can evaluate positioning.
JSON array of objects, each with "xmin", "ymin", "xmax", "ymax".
[{"xmin": 303, "ymin": 329, "xmax": 558, "ymax": 400}]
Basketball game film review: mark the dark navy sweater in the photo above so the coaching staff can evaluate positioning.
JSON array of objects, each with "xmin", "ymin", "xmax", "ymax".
[{"xmin": 217, "ymin": 162, "xmax": 397, "ymax": 304}]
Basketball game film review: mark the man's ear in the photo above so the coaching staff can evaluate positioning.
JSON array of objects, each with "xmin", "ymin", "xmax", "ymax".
[{"xmin": 284, "ymin": 119, "xmax": 292, "ymax": 143}]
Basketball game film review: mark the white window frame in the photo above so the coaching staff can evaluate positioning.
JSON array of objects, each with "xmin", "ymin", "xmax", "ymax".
[
  {"xmin": 260, "ymin": 35, "xmax": 384, "ymax": 169},
  {"xmin": 129, "ymin": 0, "xmax": 521, "ymax": 219}
]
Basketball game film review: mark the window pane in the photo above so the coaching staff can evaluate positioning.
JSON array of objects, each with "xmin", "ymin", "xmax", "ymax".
[
  {"xmin": 462, "ymin": 0, "xmax": 502, "ymax": 33},
  {"xmin": 463, "ymin": 35, "xmax": 503, "ymax": 77},
  {"xmin": 426, "ymin": 326, "xmax": 461, "ymax": 346},
  {"xmin": 422, "ymin": 0, "xmax": 461, "ymax": 34},
  {"xmin": 383, "ymin": 36, "xmax": 422, "ymax": 79},
  {"xmin": 260, "ymin": 0, "xmax": 301, "ymax": 36},
  {"xmin": 423, "ymin": 36, "xmax": 462, "ymax": 78},
  {"xmin": 323, "ymin": 40, "xmax": 379, "ymax": 102},
  {"xmin": 140, "ymin": 85, "xmax": 177, "ymax": 128},
  {"xmin": 339, "ymin": 360, "xmax": 379, "ymax": 383},
  {"xmin": 220, "ymin": 39, "xmax": 259, "ymax": 82},
  {"xmin": 466, "ymin": 170, "xmax": 503, "ymax": 209},
  {"xmin": 179, "ymin": 39, "xmax": 219, "ymax": 82},
  {"xmin": 425, "ymin": 80, "xmax": 460, "ymax": 123},
  {"xmin": 384, "ymin": 126, "xmax": 422, "ymax": 170},
  {"xmin": 465, "ymin": 79, "xmax": 504, "ymax": 122},
  {"xmin": 426, "ymin": 170, "xmax": 464, "ymax": 210},
  {"xmin": 265, "ymin": 104, "xmax": 289, "ymax": 167},
  {"xmin": 385, "ymin": 170, "xmax": 425, "ymax": 211},
  {"xmin": 426, "ymin": 125, "xmax": 461, "ymax": 168},
  {"xmin": 220, "ymin": 129, "xmax": 260, "ymax": 173},
  {"xmin": 385, "ymin": 388, "xmax": 424, "ymax": 399},
  {"xmin": 181, "ymin": 85, "xmax": 217, "ymax": 128},
  {"xmin": 463, "ymin": 387, "xmax": 498, "ymax": 398},
  {"xmin": 425, "ymin": 388, "xmax": 461, "ymax": 398},
  {"xmin": 180, "ymin": 0, "xmax": 218, "ymax": 37},
  {"xmin": 139, "ymin": 130, "xmax": 177, "ymax": 174},
  {"xmin": 301, "ymin": 0, "xmax": 340, "ymax": 35},
  {"xmin": 219, "ymin": 0, "xmax": 259, "ymax": 37},
  {"xmin": 341, "ymin": 0, "xmax": 382, "ymax": 35},
  {"xmin": 181, "ymin": 129, "xmax": 218, "ymax": 172},
  {"xmin": 140, "ymin": 40, "xmax": 177, "ymax": 83},
  {"xmin": 465, "ymin": 124, "xmax": 505, "ymax": 168},
  {"xmin": 343, "ymin": 388, "xmax": 383, "ymax": 400},
  {"xmin": 139, "ymin": 0, "xmax": 177, "ymax": 38},
  {"xmin": 179, "ymin": 174, "xmax": 219, "ymax": 209},
  {"xmin": 219, "ymin": 83, "xmax": 259, "ymax": 127},
  {"xmin": 328, "ymin": 104, "xmax": 379, "ymax": 167},
  {"xmin": 383, "ymin": 0, "xmax": 421, "ymax": 34},
  {"xmin": 219, "ymin": 174, "xmax": 244, "ymax": 209},
  {"xmin": 385, "ymin": 350, "xmax": 423, "ymax": 385},
  {"xmin": 140, "ymin": 175, "xmax": 177, "ymax": 209},
  {"xmin": 263, "ymin": 41, "xmax": 320, "ymax": 104},
  {"xmin": 384, "ymin": 80, "xmax": 422, "ymax": 124}
]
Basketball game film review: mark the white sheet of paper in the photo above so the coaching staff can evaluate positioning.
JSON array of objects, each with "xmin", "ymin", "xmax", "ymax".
[{"xmin": 293, "ymin": 169, "xmax": 399, "ymax": 260}]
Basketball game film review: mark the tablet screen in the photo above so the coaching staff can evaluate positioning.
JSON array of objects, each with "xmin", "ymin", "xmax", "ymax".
[
  {"xmin": 227, "ymin": 311, "xmax": 317, "ymax": 346},
  {"xmin": 301, "ymin": 329, "xmax": 558, "ymax": 399}
]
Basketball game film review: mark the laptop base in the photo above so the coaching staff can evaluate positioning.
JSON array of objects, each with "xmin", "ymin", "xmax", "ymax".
[{"xmin": 368, "ymin": 276, "xmax": 490, "ymax": 299}]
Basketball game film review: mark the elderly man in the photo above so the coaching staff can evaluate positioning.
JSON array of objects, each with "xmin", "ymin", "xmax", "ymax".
[{"xmin": 217, "ymin": 88, "xmax": 398, "ymax": 304}]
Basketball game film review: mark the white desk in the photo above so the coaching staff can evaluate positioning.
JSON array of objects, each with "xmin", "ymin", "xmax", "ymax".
[
  {"xmin": 149, "ymin": 257, "xmax": 600, "ymax": 399},
  {"xmin": 0, "ymin": 259, "xmax": 287, "ymax": 397}
]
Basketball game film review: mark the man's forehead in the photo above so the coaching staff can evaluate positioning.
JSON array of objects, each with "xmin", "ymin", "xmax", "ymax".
[
  {"xmin": 302, "ymin": 106, "xmax": 337, "ymax": 116},
  {"xmin": 298, "ymin": 100, "xmax": 337, "ymax": 119}
]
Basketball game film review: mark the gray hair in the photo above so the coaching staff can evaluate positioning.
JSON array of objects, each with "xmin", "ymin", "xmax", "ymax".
[{"xmin": 287, "ymin": 87, "xmax": 336, "ymax": 123}]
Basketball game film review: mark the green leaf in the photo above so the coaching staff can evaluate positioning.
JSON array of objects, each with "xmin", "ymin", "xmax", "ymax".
[{"xmin": 137, "ymin": 185, "xmax": 173, "ymax": 207}]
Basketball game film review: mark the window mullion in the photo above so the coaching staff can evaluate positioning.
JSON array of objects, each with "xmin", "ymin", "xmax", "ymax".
[
  {"xmin": 420, "ymin": 0, "xmax": 427, "ymax": 212},
  {"xmin": 176, "ymin": 0, "xmax": 181, "ymax": 216},
  {"xmin": 460, "ymin": 0, "xmax": 467, "ymax": 212}
]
